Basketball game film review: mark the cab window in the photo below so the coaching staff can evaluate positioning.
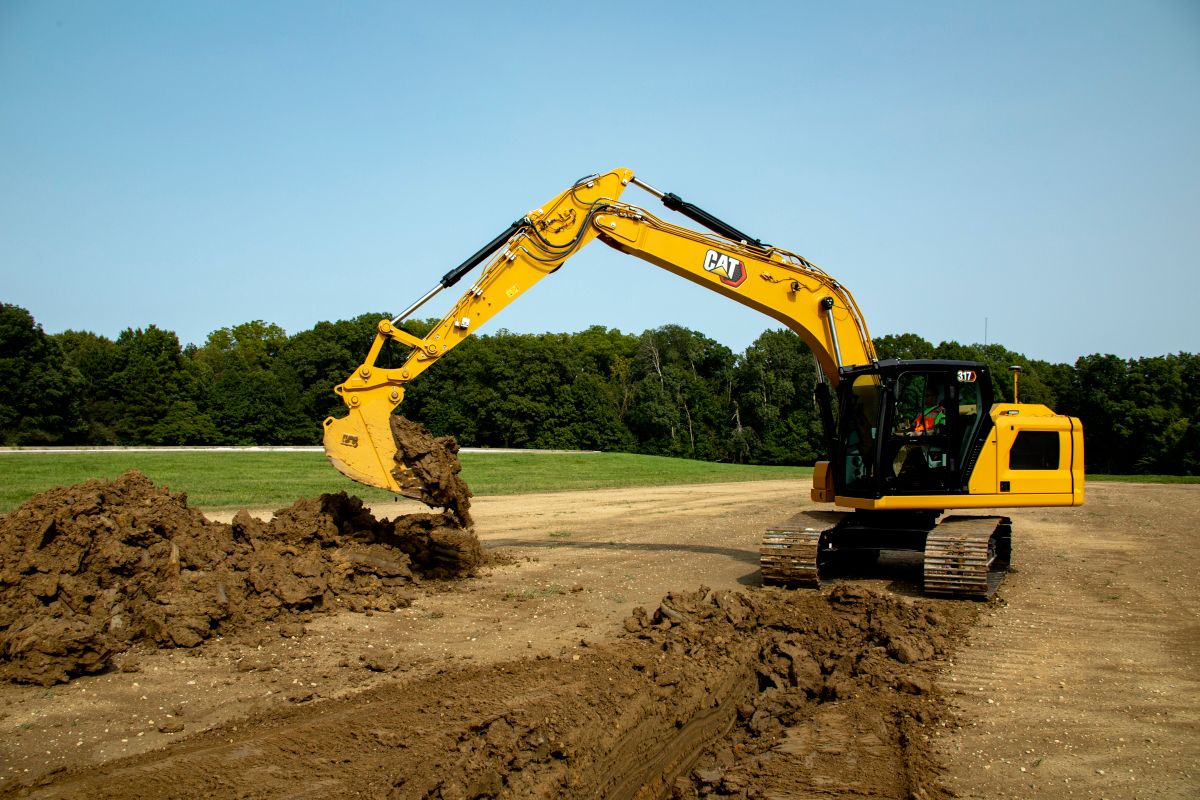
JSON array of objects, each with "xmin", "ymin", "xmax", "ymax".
[
  {"xmin": 886, "ymin": 372, "xmax": 952, "ymax": 490},
  {"xmin": 1010, "ymin": 431, "xmax": 1060, "ymax": 470},
  {"xmin": 839, "ymin": 373, "xmax": 882, "ymax": 493},
  {"xmin": 892, "ymin": 373, "xmax": 948, "ymax": 438},
  {"xmin": 957, "ymin": 378, "xmax": 981, "ymax": 463}
]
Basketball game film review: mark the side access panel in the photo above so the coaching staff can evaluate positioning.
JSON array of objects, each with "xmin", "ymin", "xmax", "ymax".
[{"xmin": 968, "ymin": 404, "xmax": 1084, "ymax": 506}]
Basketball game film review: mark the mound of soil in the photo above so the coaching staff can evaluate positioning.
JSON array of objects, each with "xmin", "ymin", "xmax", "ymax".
[{"xmin": 0, "ymin": 471, "xmax": 481, "ymax": 686}]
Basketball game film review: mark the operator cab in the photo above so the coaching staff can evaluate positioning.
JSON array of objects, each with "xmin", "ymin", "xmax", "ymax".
[{"xmin": 833, "ymin": 360, "xmax": 993, "ymax": 499}]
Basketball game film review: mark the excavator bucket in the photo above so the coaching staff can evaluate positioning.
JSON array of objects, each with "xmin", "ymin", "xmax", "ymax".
[
  {"xmin": 323, "ymin": 396, "xmax": 474, "ymax": 527},
  {"xmin": 322, "ymin": 404, "xmax": 436, "ymax": 504}
]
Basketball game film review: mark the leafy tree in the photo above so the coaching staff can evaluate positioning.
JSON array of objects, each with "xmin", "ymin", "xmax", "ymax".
[
  {"xmin": 148, "ymin": 399, "xmax": 221, "ymax": 445},
  {"xmin": 1064, "ymin": 353, "xmax": 1199, "ymax": 474},
  {"xmin": 732, "ymin": 329, "xmax": 824, "ymax": 464},
  {"xmin": 277, "ymin": 314, "xmax": 392, "ymax": 440},
  {"xmin": 405, "ymin": 330, "xmax": 635, "ymax": 450},
  {"xmin": 193, "ymin": 320, "xmax": 310, "ymax": 444},
  {"xmin": 0, "ymin": 303, "xmax": 83, "ymax": 444},
  {"xmin": 9, "ymin": 300, "xmax": 1198, "ymax": 474},
  {"xmin": 56, "ymin": 330, "xmax": 121, "ymax": 442},
  {"xmin": 874, "ymin": 333, "xmax": 936, "ymax": 361},
  {"xmin": 108, "ymin": 326, "xmax": 200, "ymax": 443},
  {"xmin": 626, "ymin": 326, "xmax": 737, "ymax": 460}
]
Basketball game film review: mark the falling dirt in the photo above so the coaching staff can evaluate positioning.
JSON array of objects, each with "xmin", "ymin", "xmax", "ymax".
[
  {"xmin": 390, "ymin": 415, "xmax": 473, "ymax": 527},
  {"xmin": 0, "ymin": 472, "xmax": 480, "ymax": 687}
]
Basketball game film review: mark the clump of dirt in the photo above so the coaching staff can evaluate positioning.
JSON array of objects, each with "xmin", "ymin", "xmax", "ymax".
[
  {"xmin": 389, "ymin": 415, "xmax": 472, "ymax": 526},
  {"xmin": 0, "ymin": 471, "xmax": 481, "ymax": 686}
]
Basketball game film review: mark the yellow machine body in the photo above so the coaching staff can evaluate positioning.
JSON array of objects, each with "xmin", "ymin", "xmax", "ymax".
[{"xmin": 323, "ymin": 167, "xmax": 1083, "ymax": 527}]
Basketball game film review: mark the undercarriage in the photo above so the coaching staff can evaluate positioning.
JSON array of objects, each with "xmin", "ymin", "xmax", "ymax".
[{"xmin": 760, "ymin": 509, "xmax": 1012, "ymax": 599}]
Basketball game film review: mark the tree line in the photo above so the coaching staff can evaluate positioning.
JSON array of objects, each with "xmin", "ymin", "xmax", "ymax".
[{"xmin": 1, "ymin": 302, "xmax": 1196, "ymax": 475}]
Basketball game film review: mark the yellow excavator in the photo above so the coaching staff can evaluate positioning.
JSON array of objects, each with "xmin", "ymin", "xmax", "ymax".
[{"xmin": 323, "ymin": 168, "xmax": 1084, "ymax": 599}]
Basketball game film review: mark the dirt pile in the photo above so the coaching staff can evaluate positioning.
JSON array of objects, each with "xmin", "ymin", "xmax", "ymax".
[
  {"xmin": 390, "ymin": 415, "xmax": 473, "ymax": 526},
  {"xmin": 0, "ymin": 471, "xmax": 481, "ymax": 686}
]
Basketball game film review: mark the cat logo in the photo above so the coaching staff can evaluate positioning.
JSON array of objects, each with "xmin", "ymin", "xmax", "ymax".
[{"xmin": 702, "ymin": 249, "xmax": 747, "ymax": 288}]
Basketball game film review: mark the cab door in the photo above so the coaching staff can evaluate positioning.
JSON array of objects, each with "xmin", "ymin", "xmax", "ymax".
[{"xmin": 881, "ymin": 371, "xmax": 957, "ymax": 493}]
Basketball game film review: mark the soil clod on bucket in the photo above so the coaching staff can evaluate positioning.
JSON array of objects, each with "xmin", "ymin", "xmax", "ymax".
[{"xmin": 389, "ymin": 415, "xmax": 473, "ymax": 527}]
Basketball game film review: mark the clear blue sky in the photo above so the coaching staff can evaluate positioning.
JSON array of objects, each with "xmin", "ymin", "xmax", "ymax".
[{"xmin": 2, "ymin": 1, "xmax": 1197, "ymax": 364}]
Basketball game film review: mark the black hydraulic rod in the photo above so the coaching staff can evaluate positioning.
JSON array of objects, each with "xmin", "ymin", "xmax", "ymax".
[
  {"xmin": 440, "ymin": 217, "xmax": 528, "ymax": 288},
  {"xmin": 659, "ymin": 192, "xmax": 769, "ymax": 249},
  {"xmin": 630, "ymin": 176, "xmax": 769, "ymax": 248},
  {"xmin": 393, "ymin": 216, "xmax": 529, "ymax": 323}
]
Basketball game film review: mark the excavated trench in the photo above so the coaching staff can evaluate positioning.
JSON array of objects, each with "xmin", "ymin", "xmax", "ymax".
[
  {"xmin": 400, "ymin": 585, "xmax": 962, "ymax": 800},
  {"xmin": 13, "ymin": 585, "xmax": 964, "ymax": 799}
]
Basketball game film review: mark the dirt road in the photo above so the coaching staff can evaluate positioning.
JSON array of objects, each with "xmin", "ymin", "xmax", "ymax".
[
  {"xmin": 935, "ymin": 483, "xmax": 1199, "ymax": 799},
  {"xmin": 1, "ymin": 480, "xmax": 1196, "ymax": 798}
]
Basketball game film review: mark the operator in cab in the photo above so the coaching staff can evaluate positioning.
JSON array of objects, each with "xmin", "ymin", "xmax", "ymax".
[{"xmin": 913, "ymin": 386, "xmax": 945, "ymax": 435}]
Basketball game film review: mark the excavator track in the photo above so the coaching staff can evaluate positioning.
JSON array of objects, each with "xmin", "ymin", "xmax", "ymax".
[
  {"xmin": 760, "ymin": 525, "xmax": 827, "ymax": 587},
  {"xmin": 759, "ymin": 511, "xmax": 1012, "ymax": 598},
  {"xmin": 923, "ymin": 515, "xmax": 1011, "ymax": 599}
]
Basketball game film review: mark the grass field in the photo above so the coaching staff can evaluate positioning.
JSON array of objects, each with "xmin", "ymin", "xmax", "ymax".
[
  {"xmin": 0, "ymin": 451, "xmax": 1192, "ymax": 515},
  {"xmin": 0, "ymin": 451, "xmax": 813, "ymax": 513},
  {"xmin": 1083, "ymin": 473, "xmax": 1200, "ymax": 484}
]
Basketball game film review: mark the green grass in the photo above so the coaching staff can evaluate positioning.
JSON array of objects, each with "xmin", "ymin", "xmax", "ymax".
[
  {"xmin": 0, "ymin": 451, "xmax": 811, "ymax": 513},
  {"xmin": 459, "ymin": 452, "xmax": 810, "ymax": 496},
  {"xmin": 1088, "ymin": 474, "xmax": 1200, "ymax": 484},
  {"xmin": 2, "ymin": 450, "xmax": 1192, "ymax": 514}
]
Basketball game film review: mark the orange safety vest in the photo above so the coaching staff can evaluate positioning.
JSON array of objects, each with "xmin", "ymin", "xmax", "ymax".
[{"xmin": 914, "ymin": 404, "xmax": 945, "ymax": 433}]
